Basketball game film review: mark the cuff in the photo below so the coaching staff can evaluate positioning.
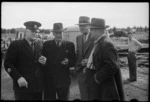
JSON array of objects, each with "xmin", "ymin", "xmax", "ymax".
[{"xmin": 94, "ymin": 74, "xmax": 100, "ymax": 84}]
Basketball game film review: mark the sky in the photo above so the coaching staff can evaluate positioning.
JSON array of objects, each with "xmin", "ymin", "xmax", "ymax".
[{"xmin": 1, "ymin": 2, "xmax": 149, "ymax": 29}]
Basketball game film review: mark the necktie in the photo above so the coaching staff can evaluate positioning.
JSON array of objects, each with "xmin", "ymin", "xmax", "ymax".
[
  {"xmin": 83, "ymin": 35, "xmax": 86, "ymax": 43},
  {"xmin": 31, "ymin": 42, "xmax": 35, "ymax": 53},
  {"xmin": 57, "ymin": 41, "xmax": 60, "ymax": 47}
]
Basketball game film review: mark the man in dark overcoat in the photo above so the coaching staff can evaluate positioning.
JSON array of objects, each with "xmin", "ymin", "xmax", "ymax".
[
  {"xmin": 4, "ymin": 21, "xmax": 43, "ymax": 100},
  {"xmin": 85, "ymin": 18, "xmax": 125, "ymax": 101},
  {"xmin": 41, "ymin": 23, "xmax": 76, "ymax": 100}
]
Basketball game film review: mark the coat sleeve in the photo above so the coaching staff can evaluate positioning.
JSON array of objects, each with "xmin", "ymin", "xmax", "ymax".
[
  {"xmin": 4, "ymin": 41, "xmax": 22, "ymax": 82},
  {"xmin": 95, "ymin": 42, "xmax": 119, "ymax": 84},
  {"xmin": 75, "ymin": 36, "xmax": 82, "ymax": 72},
  {"xmin": 76, "ymin": 36, "xmax": 79, "ymax": 61},
  {"xmin": 41, "ymin": 41, "xmax": 47, "ymax": 57},
  {"xmin": 67, "ymin": 42, "xmax": 77, "ymax": 68},
  {"xmin": 40, "ymin": 41, "xmax": 48, "ymax": 71}
]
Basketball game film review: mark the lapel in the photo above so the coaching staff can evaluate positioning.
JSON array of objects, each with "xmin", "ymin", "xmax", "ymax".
[
  {"xmin": 93, "ymin": 35, "xmax": 107, "ymax": 60},
  {"xmin": 78, "ymin": 35, "xmax": 83, "ymax": 58},
  {"xmin": 51, "ymin": 40, "xmax": 58, "ymax": 51},
  {"xmin": 22, "ymin": 39, "xmax": 34, "ymax": 57},
  {"xmin": 54, "ymin": 40, "xmax": 67, "ymax": 63},
  {"xmin": 83, "ymin": 33, "xmax": 93, "ymax": 57},
  {"xmin": 33, "ymin": 42, "xmax": 42, "ymax": 61}
]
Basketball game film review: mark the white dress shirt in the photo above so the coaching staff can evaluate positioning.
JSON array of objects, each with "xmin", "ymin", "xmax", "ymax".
[
  {"xmin": 128, "ymin": 37, "xmax": 143, "ymax": 52},
  {"xmin": 86, "ymin": 34, "xmax": 106, "ymax": 69},
  {"xmin": 83, "ymin": 32, "xmax": 90, "ymax": 43}
]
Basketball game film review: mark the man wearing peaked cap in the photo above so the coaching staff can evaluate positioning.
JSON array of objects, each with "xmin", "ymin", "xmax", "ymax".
[
  {"xmin": 4, "ymin": 21, "xmax": 44, "ymax": 100},
  {"xmin": 75, "ymin": 16, "xmax": 94, "ymax": 100},
  {"xmin": 85, "ymin": 18, "xmax": 125, "ymax": 101},
  {"xmin": 24, "ymin": 21, "xmax": 41, "ymax": 32},
  {"xmin": 41, "ymin": 22, "xmax": 76, "ymax": 100}
]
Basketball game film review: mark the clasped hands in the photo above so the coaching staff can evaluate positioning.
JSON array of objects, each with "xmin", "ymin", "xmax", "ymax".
[
  {"xmin": 61, "ymin": 58, "xmax": 69, "ymax": 65},
  {"xmin": 81, "ymin": 59, "xmax": 88, "ymax": 74}
]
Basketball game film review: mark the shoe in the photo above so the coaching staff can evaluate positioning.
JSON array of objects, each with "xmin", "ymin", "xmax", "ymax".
[{"xmin": 127, "ymin": 78, "xmax": 136, "ymax": 82}]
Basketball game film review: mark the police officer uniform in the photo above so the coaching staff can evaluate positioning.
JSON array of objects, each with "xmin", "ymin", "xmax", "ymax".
[{"xmin": 4, "ymin": 21, "xmax": 43, "ymax": 100}]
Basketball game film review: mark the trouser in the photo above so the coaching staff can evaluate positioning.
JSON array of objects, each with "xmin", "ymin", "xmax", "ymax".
[
  {"xmin": 14, "ymin": 91, "xmax": 42, "ymax": 100},
  {"xmin": 44, "ymin": 85, "xmax": 70, "ymax": 100},
  {"xmin": 127, "ymin": 52, "xmax": 137, "ymax": 80},
  {"xmin": 77, "ymin": 71, "xmax": 88, "ymax": 100}
]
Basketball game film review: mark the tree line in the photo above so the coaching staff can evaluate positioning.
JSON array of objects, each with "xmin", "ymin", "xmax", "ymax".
[
  {"xmin": 1, "ymin": 26, "xmax": 149, "ymax": 34},
  {"xmin": 108, "ymin": 26, "xmax": 149, "ymax": 33},
  {"xmin": 1, "ymin": 28, "xmax": 51, "ymax": 34}
]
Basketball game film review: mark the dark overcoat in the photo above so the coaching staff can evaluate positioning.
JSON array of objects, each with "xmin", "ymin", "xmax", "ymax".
[
  {"xmin": 4, "ymin": 39, "xmax": 43, "ymax": 93},
  {"xmin": 42, "ymin": 40, "xmax": 76, "ymax": 88},
  {"xmin": 86, "ymin": 35, "xmax": 125, "ymax": 101}
]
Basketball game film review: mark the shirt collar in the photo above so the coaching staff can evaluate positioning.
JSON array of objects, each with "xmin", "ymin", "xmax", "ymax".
[
  {"xmin": 83, "ymin": 32, "xmax": 90, "ymax": 40},
  {"xmin": 55, "ymin": 39, "xmax": 62, "ymax": 45},
  {"xmin": 25, "ymin": 38, "xmax": 34, "ymax": 46},
  {"xmin": 94, "ymin": 33, "xmax": 106, "ymax": 44},
  {"xmin": 86, "ymin": 32, "xmax": 90, "ymax": 39}
]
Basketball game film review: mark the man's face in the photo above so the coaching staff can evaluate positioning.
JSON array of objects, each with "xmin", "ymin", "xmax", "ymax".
[
  {"xmin": 25, "ymin": 29, "xmax": 37, "ymax": 41},
  {"xmin": 79, "ymin": 25, "xmax": 90, "ymax": 35},
  {"xmin": 53, "ymin": 31, "xmax": 63, "ymax": 41},
  {"xmin": 90, "ymin": 28, "xmax": 102, "ymax": 41},
  {"xmin": 128, "ymin": 33, "xmax": 132, "ymax": 39}
]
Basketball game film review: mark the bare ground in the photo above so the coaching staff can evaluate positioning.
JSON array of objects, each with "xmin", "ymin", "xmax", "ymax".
[{"xmin": 1, "ymin": 57, "xmax": 149, "ymax": 101}]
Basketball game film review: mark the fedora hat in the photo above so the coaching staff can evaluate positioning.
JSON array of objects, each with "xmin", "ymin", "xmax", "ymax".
[
  {"xmin": 24, "ymin": 21, "xmax": 41, "ymax": 32},
  {"xmin": 76, "ymin": 16, "xmax": 90, "ymax": 25},
  {"xmin": 52, "ymin": 23, "xmax": 66, "ymax": 32},
  {"xmin": 90, "ymin": 18, "xmax": 109, "ymax": 28}
]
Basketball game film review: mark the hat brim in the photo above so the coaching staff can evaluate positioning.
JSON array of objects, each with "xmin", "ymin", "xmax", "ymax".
[
  {"xmin": 75, "ymin": 23, "xmax": 90, "ymax": 25},
  {"xmin": 90, "ymin": 25, "xmax": 110, "ymax": 28}
]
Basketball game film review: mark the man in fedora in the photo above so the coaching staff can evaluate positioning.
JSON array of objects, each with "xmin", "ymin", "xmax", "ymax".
[
  {"xmin": 75, "ymin": 16, "xmax": 94, "ymax": 100},
  {"xmin": 40, "ymin": 23, "xmax": 76, "ymax": 100},
  {"xmin": 85, "ymin": 18, "xmax": 125, "ymax": 101},
  {"xmin": 4, "ymin": 21, "xmax": 44, "ymax": 100}
]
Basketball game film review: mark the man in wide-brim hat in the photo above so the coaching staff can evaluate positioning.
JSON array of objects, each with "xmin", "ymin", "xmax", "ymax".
[
  {"xmin": 85, "ymin": 18, "xmax": 125, "ymax": 101},
  {"xmin": 75, "ymin": 16, "xmax": 94, "ymax": 100},
  {"xmin": 41, "ymin": 22, "xmax": 76, "ymax": 100}
]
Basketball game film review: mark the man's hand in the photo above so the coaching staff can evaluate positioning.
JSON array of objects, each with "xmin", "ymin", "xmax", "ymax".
[
  {"xmin": 38, "ymin": 55, "xmax": 47, "ymax": 65},
  {"xmin": 61, "ymin": 58, "xmax": 69, "ymax": 65},
  {"xmin": 17, "ymin": 77, "xmax": 28, "ymax": 88},
  {"xmin": 83, "ymin": 67, "xmax": 87, "ymax": 74},
  {"xmin": 81, "ymin": 59, "xmax": 88, "ymax": 66}
]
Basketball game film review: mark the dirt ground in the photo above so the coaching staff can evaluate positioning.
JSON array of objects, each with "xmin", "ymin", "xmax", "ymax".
[{"xmin": 1, "ymin": 53, "xmax": 149, "ymax": 101}]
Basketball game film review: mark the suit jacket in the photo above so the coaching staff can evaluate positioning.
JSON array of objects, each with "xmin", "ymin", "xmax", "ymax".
[
  {"xmin": 86, "ymin": 35, "xmax": 125, "ymax": 101},
  {"xmin": 4, "ymin": 39, "xmax": 43, "ymax": 93},
  {"xmin": 76, "ymin": 33, "xmax": 94, "ymax": 72},
  {"xmin": 42, "ymin": 40, "xmax": 76, "ymax": 88}
]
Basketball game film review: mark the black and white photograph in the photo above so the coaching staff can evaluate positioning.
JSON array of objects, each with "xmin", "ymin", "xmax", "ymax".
[{"xmin": 1, "ymin": 2, "xmax": 149, "ymax": 101}]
